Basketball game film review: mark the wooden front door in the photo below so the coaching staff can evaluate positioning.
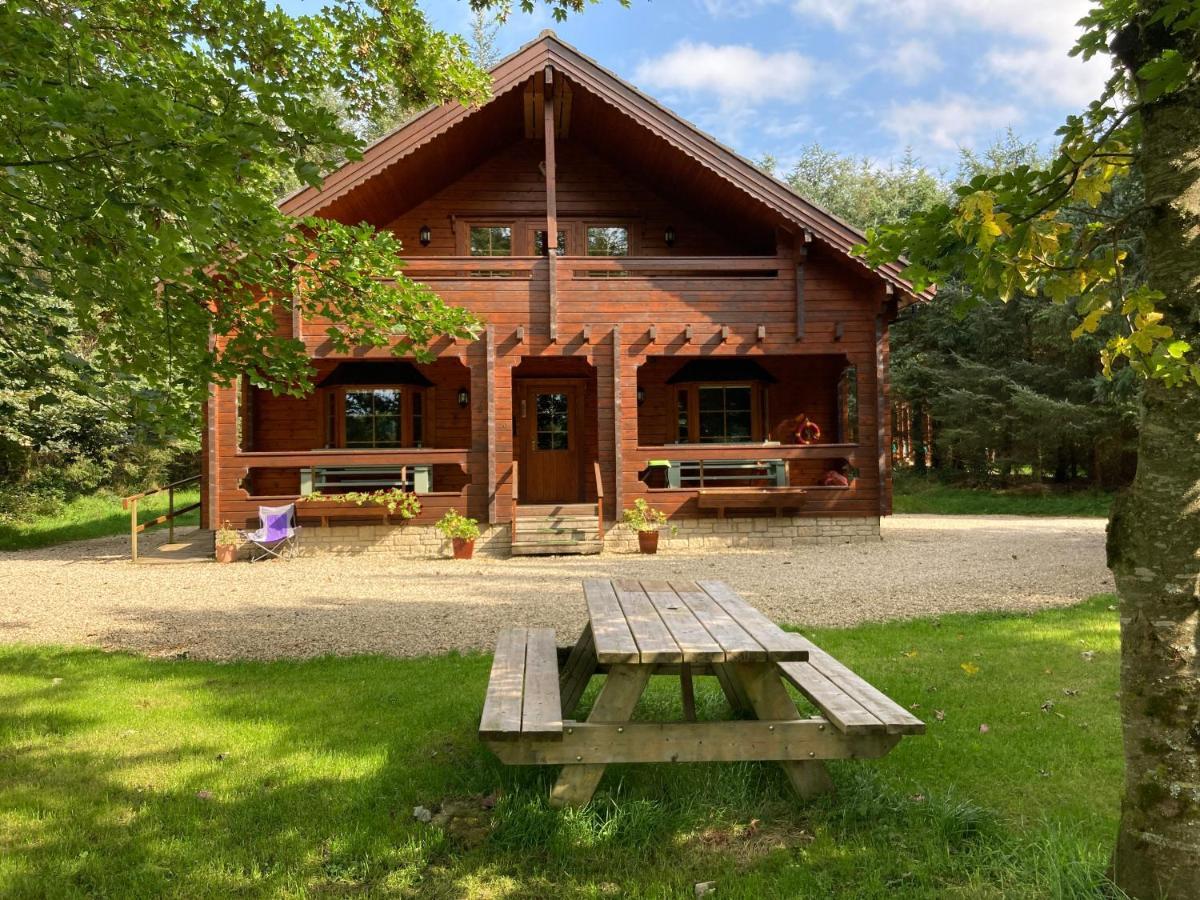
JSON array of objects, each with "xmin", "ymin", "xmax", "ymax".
[{"xmin": 516, "ymin": 380, "xmax": 582, "ymax": 504}]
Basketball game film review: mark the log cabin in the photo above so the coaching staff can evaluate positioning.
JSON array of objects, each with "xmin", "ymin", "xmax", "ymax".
[{"xmin": 201, "ymin": 32, "xmax": 930, "ymax": 557}]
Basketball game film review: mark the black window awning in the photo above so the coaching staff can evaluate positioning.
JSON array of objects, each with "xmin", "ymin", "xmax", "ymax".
[
  {"xmin": 666, "ymin": 359, "xmax": 778, "ymax": 385},
  {"xmin": 316, "ymin": 361, "xmax": 434, "ymax": 388}
]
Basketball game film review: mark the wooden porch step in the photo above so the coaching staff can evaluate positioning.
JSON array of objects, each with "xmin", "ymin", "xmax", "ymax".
[
  {"xmin": 511, "ymin": 539, "xmax": 603, "ymax": 556},
  {"xmin": 517, "ymin": 503, "xmax": 598, "ymax": 517}
]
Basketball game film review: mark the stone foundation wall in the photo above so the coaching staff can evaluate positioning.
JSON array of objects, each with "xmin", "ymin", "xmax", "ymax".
[
  {"xmin": 603, "ymin": 515, "xmax": 882, "ymax": 553},
  {"xmin": 294, "ymin": 516, "xmax": 880, "ymax": 557},
  {"xmin": 298, "ymin": 523, "xmax": 512, "ymax": 557}
]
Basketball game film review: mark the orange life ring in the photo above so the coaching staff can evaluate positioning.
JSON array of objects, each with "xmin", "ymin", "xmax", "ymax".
[{"xmin": 796, "ymin": 417, "xmax": 821, "ymax": 444}]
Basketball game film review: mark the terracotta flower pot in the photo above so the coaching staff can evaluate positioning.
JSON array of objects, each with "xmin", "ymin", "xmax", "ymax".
[
  {"xmin": 215, "ymin": 543, "xmax": 237, "ymax": 563},
  {"xmin": 452, "ymin": 537, "xmax": 476, "ymax": 559},
  {"xmin": 637, "ymin": 530, "xmax": 659, "ymax": 554}
]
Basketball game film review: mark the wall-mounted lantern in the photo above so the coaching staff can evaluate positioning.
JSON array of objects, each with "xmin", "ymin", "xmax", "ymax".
[
  {"xmin": 419, "ymin": 225, "xmax": 432, "ymax": 247},
  {"xmin": 636, "ymin": 387, "xmax": 646, "ymax": 407},
  {"xmin": 664, "ymin": 225, "xmax": 676, "ymax": 248},
  {"xmin": 457, "ymin": 387, "xmax": 470, "ymax": 408}
]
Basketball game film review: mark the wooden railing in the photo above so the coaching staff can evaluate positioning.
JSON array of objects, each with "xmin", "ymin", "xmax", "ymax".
[
  {"xmin": 593, "ymin": 461, "xmax": 604, "ymax": 541},
  {"xmin": 635, "ymin": 444, "xmax": 859, "ymax": 464},
  {"xmin": 122, "ymin": 474, "xmax": 201, "ymax": 562},
  {"xmin": 566, "ymin": 256, "xmax": 784, "ymax": 277},
  {"xmin": 234, "ymin": 448, "xmax": 469, "ymax": 468},
  {"xmin": 400, "ymin": 257, "xmax": 542, "ymax": 280}
]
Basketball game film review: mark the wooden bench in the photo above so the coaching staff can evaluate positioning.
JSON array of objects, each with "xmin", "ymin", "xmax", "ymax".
[
  {"xmin": 479, "ymin": 627, "xmax": 563, "ymax": 741},
  {"xmin": 697, "ymin": 487, "xmax": 808, "ymax": 518}
]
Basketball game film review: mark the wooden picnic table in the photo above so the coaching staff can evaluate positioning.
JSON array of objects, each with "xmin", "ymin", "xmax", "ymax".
[{"xmin": 480, "ymin": 578, "xmax": 923, "ymax": 807}]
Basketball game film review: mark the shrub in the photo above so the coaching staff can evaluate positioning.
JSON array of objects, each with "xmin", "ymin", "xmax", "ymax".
[{"xmin": 435, "ymin": 509, "xmax": 480, "ymax": 541}]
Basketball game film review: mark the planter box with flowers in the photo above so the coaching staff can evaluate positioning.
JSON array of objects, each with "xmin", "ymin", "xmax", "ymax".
[{"xmin": 296, "ymin": 489, "xmax": 422, "ymax": 526}]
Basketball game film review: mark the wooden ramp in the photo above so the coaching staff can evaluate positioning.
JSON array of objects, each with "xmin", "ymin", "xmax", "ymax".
[{"xmin": 511, "ymin": 504, "xmax": 603, "ymax": 556}]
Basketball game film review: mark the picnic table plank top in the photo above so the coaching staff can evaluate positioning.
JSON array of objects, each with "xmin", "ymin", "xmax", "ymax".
[{"xmin": 583, "ymin": 578, "xmax": 808, "ymax": 665}]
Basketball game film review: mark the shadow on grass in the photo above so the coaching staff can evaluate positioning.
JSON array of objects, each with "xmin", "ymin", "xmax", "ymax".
[{"xmin": 0, "ymin": 602, "xmax": 1124, "ymax": 898}]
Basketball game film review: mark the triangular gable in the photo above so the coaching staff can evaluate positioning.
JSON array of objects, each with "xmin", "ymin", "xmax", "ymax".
[{"xmin": 280, "ymin": 31, "xmax": 931, "ymax": 305}]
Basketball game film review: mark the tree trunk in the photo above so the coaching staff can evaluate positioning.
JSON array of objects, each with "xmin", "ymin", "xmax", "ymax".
[{"xmin": 1106, "ymin": 47, "xmax": 1200, "ymax": 897}]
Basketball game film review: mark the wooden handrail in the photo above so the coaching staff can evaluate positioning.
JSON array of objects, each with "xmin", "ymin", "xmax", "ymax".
[
  {"xmin": 233, "ymin": 448, "xmax": 470, "ymax": 468},
  {"xmin": 635, "ymin": 443, "xmax": 859, "ymax": 462},
  {"xmin": 593, "ymin": 461, "xmax": 604, "ymax": 541},
  {"xmin": 567, "ymin": 256, "xmax": 784, "ymax": 273},
  {"xmin": 121, "ymin": 473, "xmax": 201, "ymax": 562},
  {"xmin": 511, "ymin": 460, "xmax": 519, "ymax": 545}
]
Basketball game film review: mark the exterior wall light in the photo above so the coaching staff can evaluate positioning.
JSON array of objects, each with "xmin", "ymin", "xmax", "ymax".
[
  {"xmin": 419, "ymin": 225, "xmax": 432, "ymax": 247},
  {"xmin": 664, "ymin": 225, "xmax": 676, "ymax": 248},
  {"xmin": 457, "ymin": 387, "xmax": 469, "ymax": 408},
  {"xmin": 636, "ymin": 387, "xmax": 645, "ymax": 406}
]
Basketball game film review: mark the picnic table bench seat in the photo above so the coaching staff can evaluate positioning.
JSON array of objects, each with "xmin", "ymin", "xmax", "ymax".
[
  {"xmin": 696, "ymin": 487, "xmax": 808, "ymax": 518},
  {"xmin": 479, "ymin": 627, "xmax": 563, "ymax": 741}
]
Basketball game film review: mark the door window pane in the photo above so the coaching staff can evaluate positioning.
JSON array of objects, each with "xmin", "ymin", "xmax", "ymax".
[
  {"xmin": 469, "ymin": 226, "xmax": 512, "ymax": 256},
  {"xmin": 586, "ymin": 226, "xmax": 629, "ymax": 256},
  {"xmin": 535, "ymin": 392, "xmax": 569, "ymax": 450},
  {"xmin": 535, "ymin": 229, "xmax": 568, "ymax": 256}
]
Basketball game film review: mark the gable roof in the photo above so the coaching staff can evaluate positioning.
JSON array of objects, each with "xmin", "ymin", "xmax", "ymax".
[{"xmin": 280, "ymin": 31, "xmax": 931, "ymax": 305}]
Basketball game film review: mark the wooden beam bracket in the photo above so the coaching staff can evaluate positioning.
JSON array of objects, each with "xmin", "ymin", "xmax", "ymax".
[
  {"xmin": 757, "ymin": 324, "xmax": 766, "ymax": 341},
  {"xmin": 684, "ymin": 324, "xmax": 693, "ymax": 343}
]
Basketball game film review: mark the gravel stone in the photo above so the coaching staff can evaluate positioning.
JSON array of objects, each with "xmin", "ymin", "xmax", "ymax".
[{"xmin": 0, "ymin": 515, "xmax": 1113, "ymax": 661}]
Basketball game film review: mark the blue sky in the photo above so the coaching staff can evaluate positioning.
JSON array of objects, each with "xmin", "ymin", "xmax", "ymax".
[{"xmin": 285, "ymin": 0, "xmax": 1113, "ymax": 174}]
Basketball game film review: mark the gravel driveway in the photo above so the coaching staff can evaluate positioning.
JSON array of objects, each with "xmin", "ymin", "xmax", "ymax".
[{"xmin": 0, "ymin": 515, "xmax": 1112, "ymax": 660}]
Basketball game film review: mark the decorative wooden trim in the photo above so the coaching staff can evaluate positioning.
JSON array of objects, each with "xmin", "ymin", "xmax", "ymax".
[
  {"xmin": 795, "ymin": 263, "xmax": 806, "ymax": 340},
  {"xmin": 486, "ymin": 325, "xmax": 498, "ymax": 524},
  {"xmin": 548, "ymin": 252, "xmax": 559, "ymax": 342}
]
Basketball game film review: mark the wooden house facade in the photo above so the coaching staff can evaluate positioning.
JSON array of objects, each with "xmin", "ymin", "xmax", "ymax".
[{"xmin": 201, "ymin": 33, "xmax": 928, "ymax": 556}]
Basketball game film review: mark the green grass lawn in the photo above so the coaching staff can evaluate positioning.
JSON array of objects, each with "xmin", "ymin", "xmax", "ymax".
[
  {"xmin": 0, "ymin": 597, "xmax": 1122, "ymax": 898},
  {"xmin": 894, "ymin": 476, "xmax": 1113, "ymax": 517},
  {"xmin": 0, "ymin": 488, "xmax": 200, "ymax": 552}
]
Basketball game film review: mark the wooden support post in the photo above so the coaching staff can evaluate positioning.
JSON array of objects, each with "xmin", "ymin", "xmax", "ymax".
[
  {"xmin": 543, "ymin": 65, "xmax": 559, "ymax": 343},
  {"xmin": 731, "ymin": 662, "xmax": 834, "ymax": 798},
  {"xmin": 550, "ymin": 664, "xmax": 652, "ymax": 807},
  {"xmin": 875, "ymin": 313, "xmax": 889, "ymax": 517},
  {"xmin": 612, "ymin": 325, "xmax": 624, "ymax": 517},
  {"xmin": 129, "ymin": 498, "xmax": 139, "ymax": 563},
  {"xmin": 167, "ymin": 485, "xmax": 175, "ymax": 544},
  {"xmin": 486, "ymin": 325, "xmax": 497, "ymax": 525},
  {"xmin": 680, "ymin": 663, "xmax": 697, "ymax": 722}
]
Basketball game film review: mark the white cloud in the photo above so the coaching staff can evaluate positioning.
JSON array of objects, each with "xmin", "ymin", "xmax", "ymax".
[
  {"xmin": 879, "ymin": 39, "xmax": 944, "ymax": 87},
  {"xmin": 883, "ymin": 94, "xmax": 1022, "ymax": 152},
  {"xmin": 634, "ymin": 41, "xmax": 815, "ymax": 105},
  {"xmin": 793, "ymin": 0, "xmax": 1109, "ymax": 106},
  {"xmin": 698, "ymin": 0, "xmax": 779, "ymax": 17}
]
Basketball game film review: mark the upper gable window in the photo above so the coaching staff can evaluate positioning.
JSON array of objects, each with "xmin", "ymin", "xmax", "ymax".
[
  {"xmin": 586, "ymin": 226, "xmax": 629, "ymax": 256},
  {"xmin": 469, "ymin": 226, "xmax": 512, "ymax": 256}
]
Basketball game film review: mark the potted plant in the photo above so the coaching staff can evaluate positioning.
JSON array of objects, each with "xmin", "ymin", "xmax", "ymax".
[
  {"xmin": 622, "ymin": 498, "xmax": 670, "ymax": 554},
  {"xmin": 436, "ymin": 509, "xmax": 481, "ymax": 559},
  {"xmin": 214, "ymin": 521, "xmax": 240, "ymax": 563}
]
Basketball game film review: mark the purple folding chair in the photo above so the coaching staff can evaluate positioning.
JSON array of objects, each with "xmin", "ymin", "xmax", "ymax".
[{"xmin": 240, "ymin": 503, "xmax": 301, "ymax": 562}]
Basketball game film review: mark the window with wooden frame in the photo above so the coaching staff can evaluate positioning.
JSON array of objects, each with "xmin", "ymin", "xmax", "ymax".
[
  {"xmin": 672, "ymin": 383, "xmax": 765, "ymax": 443},
  {"xmin": 323, "ymin": 386, "xmax": 432, "ymax": 448},
  {"xmin": 468, "ymin": 225, "xmax": 512, "ymax": 256},
  {"xmin": 585, "ymin": 224, "xmax": 630, "ymax": 256}
]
